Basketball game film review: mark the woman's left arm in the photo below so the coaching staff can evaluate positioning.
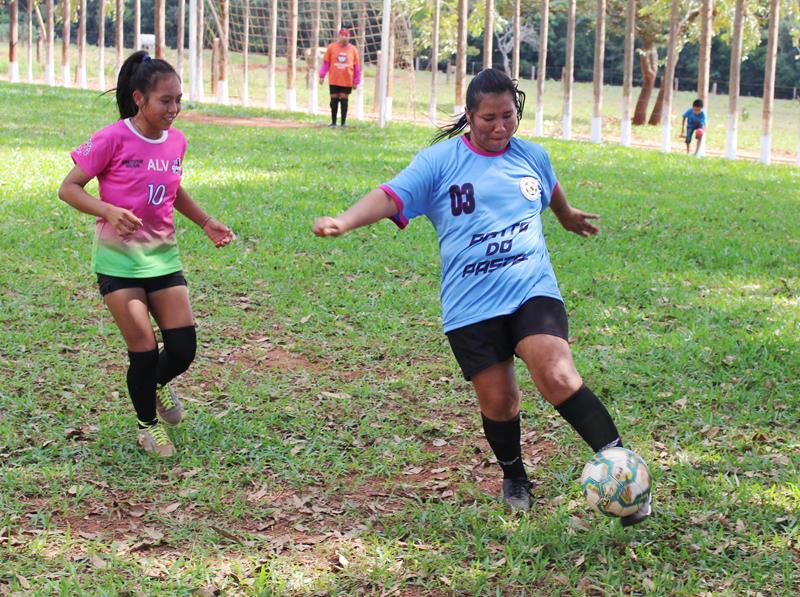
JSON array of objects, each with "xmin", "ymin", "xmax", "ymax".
[
  {"xmin": 174, "ymin": 186, "xmax": 236, "ymax": 247},
  {"xmin": 548, "ymin": 183, "xmax": 600, "ymax": 237}
]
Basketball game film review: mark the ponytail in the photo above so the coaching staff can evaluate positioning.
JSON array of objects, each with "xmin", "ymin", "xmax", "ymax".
[
  {"xmin": 114, "ymin": 51, "xmax": 179, "ymax": 119},
  {"xmin": 431, "ymin": 68, "xmax": 526, "ymax": 145}
]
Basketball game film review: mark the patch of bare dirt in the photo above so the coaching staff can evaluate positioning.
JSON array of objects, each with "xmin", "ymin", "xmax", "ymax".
[{"xmin": 181, "ymin": 111, "xmax": 316, "ymax": 129}]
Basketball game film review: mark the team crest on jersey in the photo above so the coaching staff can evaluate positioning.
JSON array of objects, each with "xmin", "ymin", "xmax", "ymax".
[
  {"xmin": 171, "ymin": 158, "xmax": 182, "ymax": 175},
  {"xmin": 519, "ymin": 177, "xmax": 541, "ymax": 201},
  {"xmin": 337, "ymin": 53, "xmax": 347, "ymax": 63},
  {"xmin": 77, "ymin": 140, "xmax": 92, "ymax": 156}
]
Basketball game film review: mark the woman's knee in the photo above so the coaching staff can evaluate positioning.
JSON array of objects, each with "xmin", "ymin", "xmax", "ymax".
[{"xmin": 162, "ymin": 326, "xmax": 197, "ymax": 372}]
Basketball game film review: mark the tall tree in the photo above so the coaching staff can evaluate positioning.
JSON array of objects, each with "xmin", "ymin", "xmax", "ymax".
[
  {"xmin": 563, "ymin": 0, "xmax": 576, "ymax": 139},
  {"xmin": 591, "ymin": 0, "xmax": 607, "ymax": 143},
  {"xmin": 660, "ymin": 0, "xmax": 680, "ymax": 151},
  {"xmin": 535, "ymin": 0, "xmax": 549, "ymax": 136},
  {"xmin": 430, "ymin": 0, "xmax": 441, "ymax": 123},
  {"xmin": 512, "ymin": 0, "xmax": 520, "ymax": 80},
  {"xmin": 155, "ymin": 0, "xmax": 166, "ymax": 58},
  {"xmin": 115, "ymin": 0, "xmax": 124, "ymax": 74},
  {"xmin": 724, "ymin": 0, "xmax": 744, "ymax": 159},
  {"xmin": 45, "ymin": 0, "xmax": 54, "ymax": 85},
  {"xmin": 697, "ymin": 0, "xmax": 714, "ymax": 105},
  {"xmin": 62, "ymin": 0, "xmax": 71, "ymax": 86},
  {"xmin": 760, "ymin": 0, "xmax": 780, "ymax": 164},
  {"xmin": 78, "ymin": 0, "xmax": 87, "ymax": 88},
  {"xmin": 484, "ymin": 0, "xmax": 494, "ymax": 69},
  {"xmin": 97, "ymin": 0, "xmax": 105, "ymax": 89},
  {"xmin": 621, "ymin": 0, "xmax": 636, "ymax": 146},
  {"xmin": 455, "ymin": 0, "xmax": 468, "ymax": 113},
  {"xmin": 287, "ymin": 0, "xmax": 298, "ymax": 110},
  {"xmin": 8, "ymin": 0, "xmax": 19, "ymax": 82},
  {"xmin": 267, "ymin": 0, "xmax": 277, "ymax": 108}
]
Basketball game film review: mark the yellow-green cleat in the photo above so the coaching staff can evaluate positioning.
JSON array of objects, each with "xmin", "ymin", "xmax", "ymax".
[
  {"xmin": 137, "ymin": 421, "xmax": 176, "ymax": 458},
  {"xmin": 156, "ymin": 384, "xmax": 185, "ymax": 426}
]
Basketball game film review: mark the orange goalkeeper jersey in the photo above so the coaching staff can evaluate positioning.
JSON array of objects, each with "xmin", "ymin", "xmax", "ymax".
[{"xmin": 322, "ymin": 42, "xmax": 361, "ymax": 87}]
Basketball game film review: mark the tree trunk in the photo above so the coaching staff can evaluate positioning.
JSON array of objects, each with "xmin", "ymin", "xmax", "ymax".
[
  {"xmin": 760, "ymin": 0, "xmax": 780, "ymax": 164},
  {"xmin": 286, "ymin": 0, "xmax": 297, "ymax": 110},
  {"xmin": 724, "ymin": 0, "xmax": 744, "ymax": 159},
  {"xmin": 562, "ymin": 0, "xmax": 575, "ymax": 139},
  {"xmin": 483, "ymin": 0, "xmax": 494, "ymax": 70},
  {"xmin": 134, "ymin": 0, "xmax": 140, "ymax": 50},
  {"xmin": 632, "ymin": 37, "xmax": 656, "ymax": 125},
  {"xmin": 620, "ymin": 0, "xmax": 635, "ymax": 145},
  {"xmin": 155, "ymin": 0, "xmax": 165, "ymax": 58},
  {"xmin": 78, "ymin": 0, "xmax": 87, "ymax": 87},
  {"xmin": 660, "ymin": 0, "xmax": 681, "ymax": 151},
  {"xmin": 430, "ymin": 0, "xmax": 440, "ymax": 123},
  {"xmin": 177, "ymin": 0, "xmax": 185, "ymax": 79},
  {"xmin": 535, "ymin": 0, "xmax": 549, "ymax": 136},
  {"xmin": 648, "ymin": 79, "xmax": 666, "ymax": 125},
  {"xmin": 97, "ymin": 0, "xmax": 104, "ymax": 89},
  {"xmin": 115, "ymin": 0, "xmax": 124, "ymax": 74},
  {"xmin": 454, "ymin": 0, "xmax": 468, "ymax": 113},
  {"xmin": 697, "ymin": 0, "xmax": 713, "ymax": 105},
  {"xmin": 267, "ymin": 0, "xmax": 276, "ymax": 108},
  {"xmin": 9, "ymin": 0, "xmax": 19, "ymax": 82},
  {"xmin": 512, "ymin": 0, "xmax": 520, "ymax": 80},
  {"xmin": 219, "ymin": 0, "xmax": 229, "ymax": 104},
  {"xmin": 241, "ymin": 0, "xmax": 249, "ymax": 106},
  {"xmin": 62, "ymin": 0, "xmax": 70, "ymax": 86},
  {"xmin": 591, "ymin": 0, "xmax": 606, "ymax": 143}
]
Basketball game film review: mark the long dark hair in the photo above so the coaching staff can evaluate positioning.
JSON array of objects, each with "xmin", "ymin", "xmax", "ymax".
[
  {"xmin": 432, "ymin": 68, "xmax": 526, "ymax": 144},
  {"xmin": 114, "ymin": 51, "xmax": 179, "ymax": 119}
]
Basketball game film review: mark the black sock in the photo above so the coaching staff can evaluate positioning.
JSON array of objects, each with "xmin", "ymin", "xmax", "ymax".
[
  {"xmin": 127, "ymin": 349, "xmax": 159, "ymax": 427},
  {"xmin": 482, "ymin": 413, "xmax": 527, "ymax": 479},
  {"xmin": 157, "ymin": 325, "xmax": 197, "ymax": 386},
  {"xmin": 340, "ymin": 98, "xmax": 349, "ymax": 124},
  {"xmin": 330, "ymin": 98, "xmax": 339, "ymax": 124},
  {"xmin": 555, "ymin": 385, "xmax": 622, "ymax": 452}
]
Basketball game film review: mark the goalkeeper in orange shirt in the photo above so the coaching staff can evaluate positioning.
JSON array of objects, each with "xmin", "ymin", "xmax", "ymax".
[{"xmin": 319, "ymin": 28, "xmax": 361, "ymax": 128}]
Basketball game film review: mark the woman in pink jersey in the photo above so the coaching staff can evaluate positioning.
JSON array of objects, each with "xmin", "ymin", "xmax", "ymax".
[{"xmin": 58, "ymin": 51, "xmax": 235, "ymax": 457}]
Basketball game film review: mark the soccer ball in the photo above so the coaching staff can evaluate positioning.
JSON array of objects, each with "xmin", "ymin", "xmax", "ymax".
[
  {"xmin": 695, "ymin": 128, "xmax": 704, "ymax": 139},
  {"xmin": 580, "ymin": 447, "xmax": 651, "ymax": 517}
]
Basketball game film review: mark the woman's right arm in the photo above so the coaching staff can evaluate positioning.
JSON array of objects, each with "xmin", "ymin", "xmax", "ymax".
[
  {"xmin": 58, "ymin": 165, "xmax": 142, "ymax": 238},
  {"xmin": 313, "ymin": 187, "xmax": 399, "ymax": 237}
]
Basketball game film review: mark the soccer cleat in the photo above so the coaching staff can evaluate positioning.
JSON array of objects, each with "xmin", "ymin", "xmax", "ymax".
[
  {"xmin": 155, "ymin": 384, "xmax": 185, "ymax": 426},
  {"xmin": 328, "ymin": 123, "xmax": 338, "ymax": 128},
  {"xmin": 340, "ymin": 123, "xmax": 347, "ymax": 128},
  {"xmin": 137, "ymin": 421, "xmax": 176, "ymax": 458},
  {"xmin": 502, "ymin": 477, "xmax": 533, "ymax": 510},
  {"xmin": 620, "ymin": 493, "xmax": 652, "ymax": 527}
]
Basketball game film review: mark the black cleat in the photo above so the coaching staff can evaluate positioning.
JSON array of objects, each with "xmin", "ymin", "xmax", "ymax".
[
  {"xmin": 328, "ymin": 123, "xmax": 338, "ymax": 128},
  {"xmin": 620, "ymin": 493, "xmax": 652, "ymax": 527},
  {"xmin": 502, "ymin": 477, "xmax": 533, "ymax": 510}
]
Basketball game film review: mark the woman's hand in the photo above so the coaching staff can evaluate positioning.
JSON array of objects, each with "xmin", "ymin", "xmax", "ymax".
[
  {"xmin": 105, "ymin": 205, "xmax": 143, "ymax": 240},
  {"xmin": 203, "ymin": 218, "xmax": 236, "ymax": 248},
  {"xmin": 313, "ymin": 216, "xmax": 348, "ymax": 237},
  {"xmin": 555, "ymin": 206, "xmax": 600, "ymax": 237}
]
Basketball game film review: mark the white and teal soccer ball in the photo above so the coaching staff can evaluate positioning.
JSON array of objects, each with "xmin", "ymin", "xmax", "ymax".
[{"xmin": 579, "ymin": 447, "xmax": 651, "ymax": 517}]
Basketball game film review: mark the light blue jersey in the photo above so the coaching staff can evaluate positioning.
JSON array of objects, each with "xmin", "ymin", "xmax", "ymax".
[
  {"xmin": 381, "ymin": 134, "xmax": 562, "ymax": 333},
  {"xmin": 683, "ymin": 108, "xmax": 707, "ymax": 130}
]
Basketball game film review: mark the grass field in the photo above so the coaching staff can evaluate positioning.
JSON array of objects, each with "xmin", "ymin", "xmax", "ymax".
[
  {"xmin": 4, "ymin": 41, "xmax": 800, "ymax": 158},
  {"xmin": 0, "ymin": 81, "xmax": 799, "ymax": 595}
]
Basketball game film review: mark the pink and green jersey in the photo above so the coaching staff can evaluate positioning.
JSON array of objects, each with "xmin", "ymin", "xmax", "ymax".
[{"xmin": 71, "ymin": 119, "xmax": 188, "ymax": 277}]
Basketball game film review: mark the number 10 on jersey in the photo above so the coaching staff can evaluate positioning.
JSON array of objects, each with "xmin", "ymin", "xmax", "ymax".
[{"xmin": 147, "ymin": 184, "xmax": 167, "ymax": 206}]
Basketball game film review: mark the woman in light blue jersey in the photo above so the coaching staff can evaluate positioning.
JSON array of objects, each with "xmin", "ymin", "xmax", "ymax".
[{"xmin": 313, "ymin": 69, "xmax": 650, "ymax": 525}]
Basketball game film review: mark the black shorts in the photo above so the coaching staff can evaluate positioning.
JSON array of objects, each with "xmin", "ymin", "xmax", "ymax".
[
  {"xmin": 97, "ymin": 271, "xmax": 187, "ymax": 297},
  {"xmin": 446, "ymin": 296, "xmax": 569, "ymax": 380},
  {"xmin": 329, "ymin": 85, "xmax": 353, "ymax": 95}
]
